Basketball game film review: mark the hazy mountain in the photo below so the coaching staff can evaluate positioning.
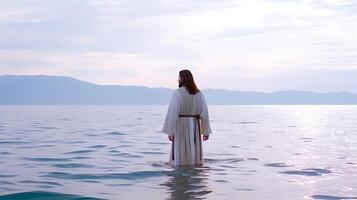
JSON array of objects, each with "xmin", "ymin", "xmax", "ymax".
[{"xmin": 1, "ymin": 75, "xmax": 357, "ymax": 105}]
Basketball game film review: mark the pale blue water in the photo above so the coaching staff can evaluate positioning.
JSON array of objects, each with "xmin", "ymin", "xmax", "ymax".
[{"xmin": 0, "ymin": 105, "xmax": 357, "ymax": 200}]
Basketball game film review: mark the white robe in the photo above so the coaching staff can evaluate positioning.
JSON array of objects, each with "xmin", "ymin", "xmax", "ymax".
[{"xmin": 162, "ymin": 86, "xmax": 212, "ymax": 166}]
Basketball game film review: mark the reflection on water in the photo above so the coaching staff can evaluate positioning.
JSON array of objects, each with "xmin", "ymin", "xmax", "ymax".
[
  {"xmin": 0, "ymin": 105, "xmax": 357, "ymax": 199},
  {"xmin": 162, "ymin": 166, "xmax": 212, "ymax": 200}
]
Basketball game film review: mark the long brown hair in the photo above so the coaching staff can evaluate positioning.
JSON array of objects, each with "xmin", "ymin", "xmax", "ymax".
[{"xmin": 179, "ymin": 69, "xmax": 200, "ymax": 95}]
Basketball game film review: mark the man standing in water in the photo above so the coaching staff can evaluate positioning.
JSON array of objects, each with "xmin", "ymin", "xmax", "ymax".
[{"xmin": 162, "ymin": 69, "xmax": 212, "ymax": 166}]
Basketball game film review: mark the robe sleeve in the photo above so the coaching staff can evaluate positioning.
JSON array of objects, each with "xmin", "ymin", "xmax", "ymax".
[
  {"xmin": 200, "ymin": 92, "xmax": 212, "ymax": 136},
  {"xmin": 162, "ymin": 90, "xmax": 180, "ymax": 136}
]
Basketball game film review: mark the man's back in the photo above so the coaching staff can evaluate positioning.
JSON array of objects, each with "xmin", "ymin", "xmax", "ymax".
[{"xmin": 176, "ymin": 86, "xmax": 203, "ymax": 115}]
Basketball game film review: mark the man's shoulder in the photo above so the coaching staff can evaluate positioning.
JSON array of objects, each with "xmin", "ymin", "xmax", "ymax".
[
  {"xmin": 174, "ymin": 87, "xmax": 203, "ymax": 96},
  {"xmin": 197, "ymin": 90, "xmax": 205, "ymax": 99},
  {"xmin": 172, "ymin": 88, "xmax": 182, "ymax": 96},
  {"xmin": 175, "ymin": 87, "xmax": 185, "ymax": 93}
]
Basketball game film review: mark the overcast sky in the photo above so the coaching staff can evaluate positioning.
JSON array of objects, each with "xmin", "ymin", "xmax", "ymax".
[{"xmin": 0, "ymin": 0, "xmax": 356, "ymax": 92}]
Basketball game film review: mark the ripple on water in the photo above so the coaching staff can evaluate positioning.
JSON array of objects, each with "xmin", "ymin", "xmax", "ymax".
[
  {"xmin": 235, "ymin": 188, "xmax": 256, "ymax": 191},
  {"xmin": 106, "ymin": 131, "xmax": 126, "ymax": 136},
  {"xmin": 0, "ymin": 141, "xmax": 29, "ymax": 145},
  {"xmin": 43, "ymin": 170, "xmax": 169, "ymax": 180},
  {"xmin": 217, "ymin": 164, "xmax": 239, "ymax": 169},
  {"xmin": 214, "ymin": 179, "xmax": 228, "ymax": 183},
  {"xmin": 70, "ymin": 156, "xmax": 91, "ymax": 160},
  {"xmin": 0, "ymin": 175, "xmax": 17, "ymax": 178},
  {"xmin": 223, "ymin": 158, "xmax": 245, "ymax": 163},
  {"xmin": 117, "ymin": 144, "xmax": 133, "ymax": 148},
  {"xmin": 247, "ymin": 158, "xmax": 259, "ymax": 161},
  {"xmin": 0, "ymin": 181, "xmax": 15, "ymax": 185},
  {"xmin": 37, "ymin": 144, "xmax": 55, "ymax": 148},
  {"xmin": 110, "ymin": 152, "xmax": 143, "ymax": 158},
  {"xmin": 65, "ymin": 141, "xmax": 86, "ymax": 144},
  {"xmin": 106, "ymin": 183, "xmax": 133, "ymax": 187},
  {"xmin": 88, "ymin": 145, "xmax": 107, "ymax": 148},
  {"xmin": 0, "ymin": 188, "xmax": 17, "ymax": 193},
  {"xmin": 300, "ymin": 137, "xmax": 314, "ymax": 140},
  {"xmin": 36, "ymin": 126, "xmax": 58, "ymax": 130},
  {"xmin": 264, "ymin": 163, "xmax": 293, "ymax": 168},
  {"xmin": 147, "ymin": 142, "xmax": 167, "ymax": 145},
  {"xmin": 238, "ymin": 121, "xmax": 257, "ymax": 124},
  {"xmin": 279, "ymin": 168, "xmax": 332, "ymax": 176},
  {"xmin": 204, "ymin": 158, "xmax": 244, "ymax": 164},
  {"xmin": 151, "ymin": 162, "xmax": 167, "ymax": 168},
  {"xmin": 52, "ymin": 163, "xmax": 95, "ymax": 168},
  {"xmin": 311, "ymin": 195, "xmax": 357, "ymax": 199},
  {"xmin": 21, "ymin": 157, "xmax": 71, "ymax": 162},
  {"xmin": 18, "ymin": 180, "xmax": 63, "ymax": 186},
  {"xmin": 64, "ymin": 150, "xmax": 96, "ymax": 154},
  {"xmin": 302, "ymin": 168, "xmax": 332, "ymax": 174},
  {"xmin": 280, "ymin": 171, "xmax": 320, "ymax": 176},
  {"xmin": 0, "ymin": 191, "xmax": 104, "ymax": 200},
  {"xmin": 139, "ymin": 151, "xmax": 165, "ymax": 155},
  {"xmin": 0, "ymin": 181, "xmax": 16, "ymax": 186}
]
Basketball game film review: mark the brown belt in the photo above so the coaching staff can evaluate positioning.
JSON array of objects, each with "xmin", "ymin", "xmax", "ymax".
[
  {"xmin": 179, "ymin": 114, "xmax": 201, "ymax": 145},
  {"xmin": 177, "ymin": 114, "xmax": 202, "ymax": 161}
]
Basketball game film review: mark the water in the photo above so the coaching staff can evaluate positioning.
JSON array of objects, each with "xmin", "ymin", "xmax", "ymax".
[{"xmin": 0, "ymin": 105, "xmax": 357, "ymax": 200}]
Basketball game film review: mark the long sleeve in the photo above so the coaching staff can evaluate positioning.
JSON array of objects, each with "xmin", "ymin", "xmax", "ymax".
[
  {"xmin": 199, "ymin": 92, "xmax": 212, "ymax": 136},
  {"xmin": 162, "ymin": 90, "xmax": 180, "ymax": 136}
]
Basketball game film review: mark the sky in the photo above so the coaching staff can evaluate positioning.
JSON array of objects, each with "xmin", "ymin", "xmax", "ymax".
[{"xmin": 0, "ymin": 0, "xmax": 356, "ymax": 92}]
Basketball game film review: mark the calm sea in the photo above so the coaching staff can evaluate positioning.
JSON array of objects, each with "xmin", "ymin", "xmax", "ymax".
[{"xmin": 0, "ymin": 105, "xmax": 356, "ymax": 200}]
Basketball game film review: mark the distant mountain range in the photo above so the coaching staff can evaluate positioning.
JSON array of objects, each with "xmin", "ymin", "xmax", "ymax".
[{"xmin": 1, "ymin": 75, "xmax": 357, "ymax": 105}]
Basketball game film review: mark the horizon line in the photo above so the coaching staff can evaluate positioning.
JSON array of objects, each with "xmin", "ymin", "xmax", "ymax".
[{"xmin": 1, "ymin": 74, "xmax": 356, "ymax": 94}]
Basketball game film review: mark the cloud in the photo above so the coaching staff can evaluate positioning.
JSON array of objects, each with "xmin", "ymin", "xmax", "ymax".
[
  {"xmin": 247, "ymin": 68, "xmax": 357, "ymax": 92},
  {"xmin": 87, "ymin": 0, "xmax": 240, "ymax": 18},
  {"xmin": 311, "ymin": 0, "xmax": 357, "ymax": 15},
  {"xmin": 0, "ymin": 49, "xmax": 184, "ymax": 88},
  {"xmin": 0, "ymin": 0, "xmax": 356, "ymax": 92}
]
